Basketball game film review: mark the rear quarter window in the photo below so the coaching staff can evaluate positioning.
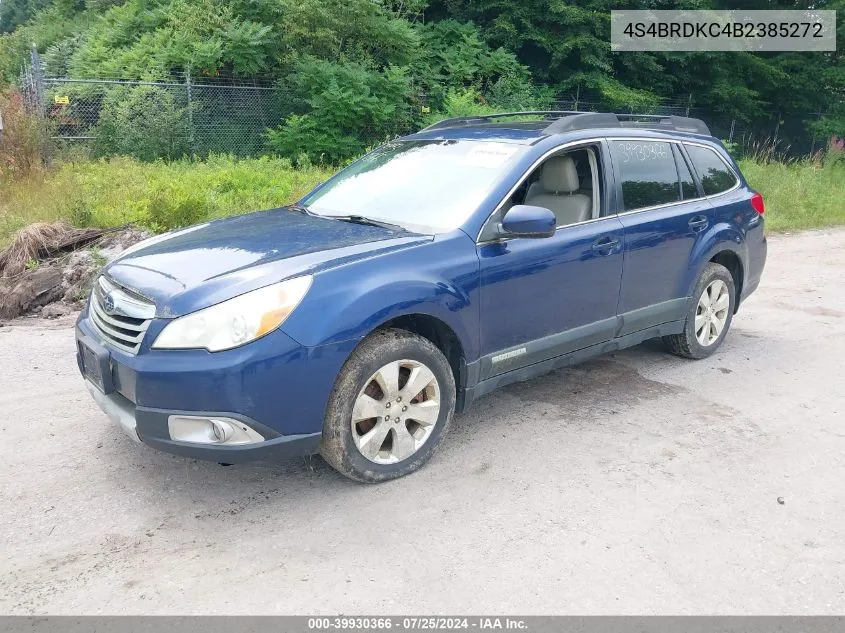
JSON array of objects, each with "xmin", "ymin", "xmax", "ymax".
[
  {"xmin": 685, "ymin": 144, "xmax": 739, "ymax": 195},
  {"xmin": 611, "ymin": 140, "xmax": 680, "ymax": 211},
  {"xmin": 673, "ymin": 144, "xmax": 699, "ymax": 200}
]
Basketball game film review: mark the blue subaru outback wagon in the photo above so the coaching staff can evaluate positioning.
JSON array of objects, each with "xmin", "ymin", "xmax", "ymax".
[{"xmin": 76, "ymin": 112, "xmax": 767, "ymax": 482}]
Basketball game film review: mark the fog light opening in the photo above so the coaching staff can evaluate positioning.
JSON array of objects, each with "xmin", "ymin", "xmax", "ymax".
[{"xmin": 168, "ymin": 415, "xmax": 265, "ymax": 445}]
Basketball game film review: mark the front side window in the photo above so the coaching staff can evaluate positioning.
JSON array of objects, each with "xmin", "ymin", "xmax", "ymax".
[
  {"xmin": 478, "ymin": 145, "xmax": 602, "ymax": 242},
  {"xmin": 685, "ymin": 144, "xmax": 738, "ymax": 195},
  {"xmin": 302, "ymin": 140, "xmax": 528, "ymax": 234},
  {"xmin": 611, "ymin": 141, "xmax": 680, "ymax": 211}
]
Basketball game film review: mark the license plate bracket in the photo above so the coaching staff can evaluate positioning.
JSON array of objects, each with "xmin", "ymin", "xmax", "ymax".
[{"xmin": 78, "ymin": 337, "xmax": 114, "ymax": 394}]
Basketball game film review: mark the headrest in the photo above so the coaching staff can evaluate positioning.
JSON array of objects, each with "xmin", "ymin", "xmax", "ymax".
[{"xmin": 541, "ymin": 156, "xmax": 580, "ymax": 193}]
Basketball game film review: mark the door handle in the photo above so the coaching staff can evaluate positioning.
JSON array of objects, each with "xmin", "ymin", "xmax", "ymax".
[
  {"xmin": 591, "ymin": 236, "xmax": 619, "ymax": 254},
  {"xmin": 688, "ymin": 216, "xmax": 709, "ymax": 231}
]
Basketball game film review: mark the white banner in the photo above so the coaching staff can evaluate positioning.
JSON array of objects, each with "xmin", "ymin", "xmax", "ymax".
[{"xmin": 611, "ymin": 10, "xmax": 836, "ymax": 52}]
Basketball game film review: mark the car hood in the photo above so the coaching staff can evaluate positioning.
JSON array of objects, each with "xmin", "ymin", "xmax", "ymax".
[{"xmin": 104, "ymin": 208, "xmax": 431, "ymax": 317}]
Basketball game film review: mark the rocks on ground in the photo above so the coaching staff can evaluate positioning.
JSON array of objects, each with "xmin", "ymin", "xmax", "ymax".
[{"xmin": 0, "ymin": 224, "xmax": 151, "ymax": 320}]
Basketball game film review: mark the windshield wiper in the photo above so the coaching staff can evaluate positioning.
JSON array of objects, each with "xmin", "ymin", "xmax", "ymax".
[{"xmin": 331, "ymin": 215, "xmax": 403, "ymax": 230}]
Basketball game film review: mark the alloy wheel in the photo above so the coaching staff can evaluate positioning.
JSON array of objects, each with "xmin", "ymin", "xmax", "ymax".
[
  {"xmin": 695, "ymin": 279, "xmax": 730, "ymax": 346},
  {"xmin": 351, "ymin": 359, "xmax": 441, "ymax": 464}
]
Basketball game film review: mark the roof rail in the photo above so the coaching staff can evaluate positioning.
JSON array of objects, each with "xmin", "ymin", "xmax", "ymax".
[
  {"xmin": 420, "ymin": 111, "xmax": 585, "ymax": 132},
  {"xmin": 614, "ymin": 114, "xmax": 711, "ymax": 136},
  {"xmin": 420, "ymin": 111, "xmax": 711, "ymax": 137},
  {"xmin": 542, "ymin": 112, "xmax": 621, "ymax": 134}
]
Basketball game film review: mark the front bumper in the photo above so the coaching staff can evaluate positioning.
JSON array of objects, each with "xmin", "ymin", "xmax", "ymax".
[
  {"xmin": 84, "ymin": 379, "xmax": 321, "ymax": 462},
  {"xmin": 85, "ymin": 379, "xmax": 141, "ymax": 442},
  {"xmin": 76, "ymin": 309, "xmax": 354, "ymax": 463}
]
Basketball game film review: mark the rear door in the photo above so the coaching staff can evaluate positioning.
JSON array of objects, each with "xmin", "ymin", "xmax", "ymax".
[{"xmin": 610, "ymin": 138, "xmax": 712, "ymax": 335}]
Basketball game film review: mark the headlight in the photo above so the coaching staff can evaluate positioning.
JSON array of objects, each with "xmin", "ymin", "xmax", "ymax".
[{"xmin": 152, "ymin": 275, "xmax": 312, "ymax": 352}]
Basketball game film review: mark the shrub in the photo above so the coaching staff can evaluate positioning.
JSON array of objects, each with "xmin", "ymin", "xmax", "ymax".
[
  {"xmin": 824, "ymin": 142, "xmax": 845, "ymax": 167},
  {"xmin": 268, "ymin": 114, "xmax": 367, "ymax": 165},
  {"xmin": 94, "ymin": 85, "xmax": 190, "ymax": 160},
  {"xmin": 721, "ymin": 139, "xmax": 741, "ymax": 159},
  {"xmin": 146, "ymin": 190, "xmax": 210, "ymax": 233},
  {"xmin": 0, "ymin": 89, "xmax": 47, "ymax": 178},
  {"xmin": 420, "ymin": 86, "xmax": 549, "ymax": 127},
  {"xmin": 487, "ymin": 74, "xmax": 554, "ymax": 111},
  {"xmin": 426, "ymin": 87, "xmax": 498, "ymax": 121},
  {"xmin": 267, "ymin": 59, "xmax": 414, "ymax": 163}
]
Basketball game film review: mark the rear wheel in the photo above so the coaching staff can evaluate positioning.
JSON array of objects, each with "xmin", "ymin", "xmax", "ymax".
[
  {"xmin": 320, "ymin": 328, "xmax": 455, "ymax": 483},
  {"xmin": 664, "ymin": 262, "xmax": 735, "ymax": 359}
]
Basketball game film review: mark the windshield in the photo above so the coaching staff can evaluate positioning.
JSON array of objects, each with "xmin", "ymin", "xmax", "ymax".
[{"xmin": 301, "ymin": 139, "xmax": 527, "ymax": 233}]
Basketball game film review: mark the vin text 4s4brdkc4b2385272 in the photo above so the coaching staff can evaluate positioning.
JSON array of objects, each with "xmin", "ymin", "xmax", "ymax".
[{"xmin": 76, "ymin": 111, "xmax": 767, "ymax": 482}]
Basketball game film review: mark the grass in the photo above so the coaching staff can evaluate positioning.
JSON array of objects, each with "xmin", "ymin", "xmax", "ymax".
[
  {"xmin": 738, "ymin": 157, "xmax": 845, "ymax": 232},
  {"xmin": 0, "ymin": 155, "xmax": 333, "ymax": 246},
  {"xmin": 1, "ymin": 153, "xmax": 843, "ymax": 246}
]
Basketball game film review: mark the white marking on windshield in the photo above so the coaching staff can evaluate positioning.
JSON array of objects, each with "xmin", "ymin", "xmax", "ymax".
[{"xmin": 459, "ymin": 143, "xmax": 521, "ymax": 168}]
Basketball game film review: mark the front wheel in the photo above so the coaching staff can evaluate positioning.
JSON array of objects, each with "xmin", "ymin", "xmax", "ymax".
[
  {"xmin": 664, "ymin": 262, "xmax": 736, "ymax": 359},
  {"xmin": 320, "ymin": 328, "xmax": 456, "ymax": 483}
]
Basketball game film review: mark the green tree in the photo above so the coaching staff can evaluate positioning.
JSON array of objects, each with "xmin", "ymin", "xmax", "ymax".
[{"xmin": 267, "ymin": 59, "xmax": 414, "ymax": 163}]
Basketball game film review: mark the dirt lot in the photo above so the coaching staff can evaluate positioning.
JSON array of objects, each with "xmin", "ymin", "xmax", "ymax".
[{"xmin": 1, "ymin": 229, "xmax": 844, "ymax": 615}]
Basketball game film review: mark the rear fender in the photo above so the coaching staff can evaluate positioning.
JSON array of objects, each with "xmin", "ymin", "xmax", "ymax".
[{"xmin": 684, "ymin": 221, "xmax": 748, "ymax": 301}]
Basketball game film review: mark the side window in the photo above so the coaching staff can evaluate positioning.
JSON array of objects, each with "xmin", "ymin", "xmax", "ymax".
[
  {"xmin": 522, "ymin": 148, "xmax": 598, "ymax": 228},
  {"xmin": 611, "ymin": 141, "xmax": 680, "ymax": 211},
  {"xmin": 673, "ymin": 144, "xmax": 698, "ymax": 200},
  {"xmin": 479, "ymin": 144, "xmax": 605, "ymax": 241},
  {"xmin": 685, "ymin": 144, "xmax": 738, "ymax": 195}
]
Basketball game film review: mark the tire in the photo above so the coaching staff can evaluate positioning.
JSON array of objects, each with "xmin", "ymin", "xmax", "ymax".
[
  {"xmin": 663, "ymin": 262, "xmax": 736, "ymax": 360},
  {"xmin": 320, "ymin": 328, "xmax": 456, "ymax": 483}
]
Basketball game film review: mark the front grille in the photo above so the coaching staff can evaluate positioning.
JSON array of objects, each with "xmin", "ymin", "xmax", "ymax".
[{"xmin": 89, "ymin": 276, "xmax": 155, "ymax": 355}]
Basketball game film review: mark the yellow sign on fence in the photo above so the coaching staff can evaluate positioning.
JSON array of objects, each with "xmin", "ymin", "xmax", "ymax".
[{"xmin": 54, "ymin": 95, "xmax": 70, "ymax": 105}]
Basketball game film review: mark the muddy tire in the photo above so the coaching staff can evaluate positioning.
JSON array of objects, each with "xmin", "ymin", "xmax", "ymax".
[
  {"xmin": 320, "ymin": 328, "xmax": 456, "ymax": 483},
  {"xmin": 664, "ymin": 262, "xmax": 736, "ymax": 360}
]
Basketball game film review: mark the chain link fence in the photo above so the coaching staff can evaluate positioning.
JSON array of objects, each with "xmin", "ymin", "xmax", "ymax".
[
  {"xmin": 40, "ymin": 77, "xmax": 284, "ymax": 156},
  {"xmin": 14, "ymin": 45, "xmax": 833, "ymax": 161},
  {"xmin": 18, "ymin": 46, "xmax": 285, "ymax": 159}
]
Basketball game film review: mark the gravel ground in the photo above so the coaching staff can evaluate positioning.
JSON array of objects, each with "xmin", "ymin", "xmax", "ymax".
[{"xmin": 1, "ymin": 229, "xmax": 843, "ymax": 615}]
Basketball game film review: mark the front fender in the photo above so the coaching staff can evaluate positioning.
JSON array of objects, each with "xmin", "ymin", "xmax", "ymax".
[{"xmin": 280, "ymin": 232, "xmax": 481, "ymax": 361}]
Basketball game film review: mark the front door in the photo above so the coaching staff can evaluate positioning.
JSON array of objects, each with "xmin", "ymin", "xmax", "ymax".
[{"xmin": 476, "ymin": 142, "xmax": 624, "ymax": 379}]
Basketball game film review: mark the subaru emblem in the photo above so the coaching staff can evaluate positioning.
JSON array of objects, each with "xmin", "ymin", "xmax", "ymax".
[{"xmin": 103, "ymin": 292, "xmax": 116, "ymax": 314}]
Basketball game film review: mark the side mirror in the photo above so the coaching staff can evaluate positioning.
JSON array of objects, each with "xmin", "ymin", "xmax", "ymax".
[{"xmin": 499, "ymin": 205, "xmax": 556, "ymax": 239}]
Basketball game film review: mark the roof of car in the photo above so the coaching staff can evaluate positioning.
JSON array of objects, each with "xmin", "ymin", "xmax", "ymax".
[{"xmin": 402, "ymin": 111, "xmax": 715, "ymax": 146}]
